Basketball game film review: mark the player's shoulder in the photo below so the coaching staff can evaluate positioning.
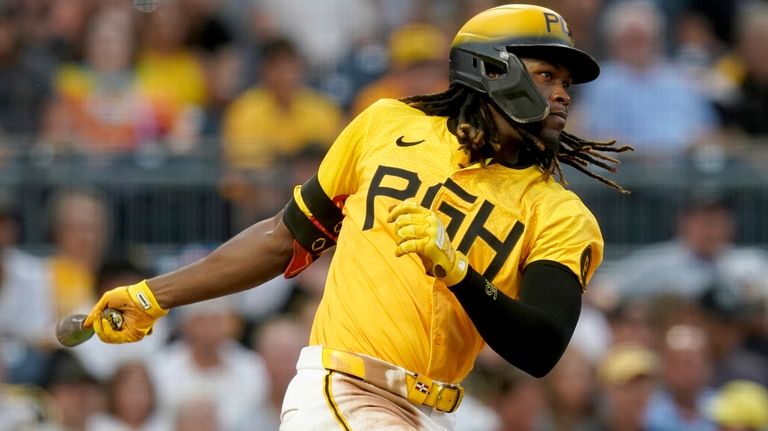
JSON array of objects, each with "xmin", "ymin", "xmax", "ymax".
[
  {"xmin": 350, "ymin": 98, "xmax": 434, "ymax": 136},
  {"xmin": 360, "ymin": 98, "xmax": 427, "ymax": 118},
  {"xmin": 530, "ymin": 176, "xmax": 587, "ymax": 207},
  {"xmin": 529, "ymin": 179, "xmax": 598, "ymax": 222},
  {"xmin": 478, "ymin": 165, "xmax": 593, "ymax": 218}
]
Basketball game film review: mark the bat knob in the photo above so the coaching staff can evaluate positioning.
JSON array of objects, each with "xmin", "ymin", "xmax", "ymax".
[{"xmin": 103, "ymin": 309, "xmax": 124, "ymax": 331}]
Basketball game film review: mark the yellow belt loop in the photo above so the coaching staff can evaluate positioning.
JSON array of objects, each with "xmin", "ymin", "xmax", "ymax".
[
  {"xmin": 321, "ymin": 347, "xmax": 367, "ymax": 380},
  {"xmin": 405, "ymin": 374, "xmax": 433, "ymax": 406}
]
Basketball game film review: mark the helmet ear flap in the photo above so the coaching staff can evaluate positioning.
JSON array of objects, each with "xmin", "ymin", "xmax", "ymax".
[{"xmin": 480, "ymin": 53, "xmax": 549, "ymax": 123}]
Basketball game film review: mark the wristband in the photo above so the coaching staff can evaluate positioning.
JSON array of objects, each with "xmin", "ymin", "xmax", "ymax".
[{"xmin": 127, "ymin": 280, "xmax": 168, "ymax": 319}]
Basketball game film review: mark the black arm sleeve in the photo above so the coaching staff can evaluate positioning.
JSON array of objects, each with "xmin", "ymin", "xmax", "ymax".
[{"xmin": 448, "ymin": 260, "xmax": 582, "ymax": 377}]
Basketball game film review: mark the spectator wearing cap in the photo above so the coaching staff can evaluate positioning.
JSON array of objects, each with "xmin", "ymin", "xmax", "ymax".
[
  {"xmin": 596, "ymin": 343, "xmax": 658, "ymax": 431},
  {"xmin": 349, "ymin": 22, "xmax": 450, "ymax": 116},
  {"xmin": 591, "ymin": 188, "xmax": 768, "ymax": 305},
  {"xmin": 698, "ymin": 284, "xmax": 768, "ymax": 388},
  {"xmin": 706, "ymin": 380, "xmax": 768, "ymax": 431},
  {"xmin": 605, "ymin": 297, "xmax": 657, "ymax": 349}
]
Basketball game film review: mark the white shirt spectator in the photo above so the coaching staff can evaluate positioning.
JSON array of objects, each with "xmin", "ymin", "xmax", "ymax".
[
  {"xmin": 255, "ymin": 0, "xmax": 377, "ymax": 69},
  {"xmin": 150, "ymin": 340, "xmax": 269, "ymax": 431},
  {"xmin": 148, "ymin": 299, "xmax": 270, "ymax": 431},
  {"xmin": 0, "ymin": 248, "xmax": 52, "ymax": 344},
  {"xmin": 595, "ymin": 239, "xmax": 768, "ymax": 302},
  {"xmin": 71, "ymin": 318, "xmax": 172, "ymax": 381}
]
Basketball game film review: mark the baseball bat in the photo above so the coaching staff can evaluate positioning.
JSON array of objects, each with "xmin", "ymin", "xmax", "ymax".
[{"xmin": 56, "ymin": 309, "xmax": 124, "ymax": 347}]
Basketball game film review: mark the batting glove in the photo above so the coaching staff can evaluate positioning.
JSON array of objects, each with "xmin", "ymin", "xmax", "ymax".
[
  {"xmin": 83, "ymin": 280, "xmax": 168, "ymax": 343},
  {"xmin": 387, "ymin": 199, "xmax": 469, "ymax": 286}
]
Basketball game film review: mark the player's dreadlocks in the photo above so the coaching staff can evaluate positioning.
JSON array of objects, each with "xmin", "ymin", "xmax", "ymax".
[{"xmin": 401, "ymin": 85, "xmax": 634, "ymax": 194}]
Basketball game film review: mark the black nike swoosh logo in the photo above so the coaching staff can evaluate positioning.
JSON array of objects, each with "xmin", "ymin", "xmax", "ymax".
[{"xmin": 395, "ymin": 136, "xmax": 425, "ymax": 147}]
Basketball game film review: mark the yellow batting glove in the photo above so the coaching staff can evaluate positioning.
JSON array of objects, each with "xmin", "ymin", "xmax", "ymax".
[
  {"xmin": 387, "ymin": 199, "xmax": 469, "ymax": 286},
  {"xmin": 83, "ymin": 280, "xmax": 168, "ymax": 344}
]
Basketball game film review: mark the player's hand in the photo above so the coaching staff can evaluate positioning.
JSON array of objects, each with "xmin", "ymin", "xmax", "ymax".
[
  {"xmin": 387, "ymin": 199, "xmax": 469, "ymax": 286},
  {"xmin": 83, "ymin": 280, "xmax": 168, "ymax": 343}
]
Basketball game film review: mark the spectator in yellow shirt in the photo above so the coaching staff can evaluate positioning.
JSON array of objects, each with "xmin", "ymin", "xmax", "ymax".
[
  {"xmin": 135, "ymin": 1, "xmax": 208, "ymax": 151},
  {"xmin": 221, "ymin": 37, "xmax": 343, "ymax": 170}
]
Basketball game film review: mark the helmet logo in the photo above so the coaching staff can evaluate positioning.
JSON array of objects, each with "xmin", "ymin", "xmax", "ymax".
[{"xmin": 543, "ymin": 12, "xmax": 573, "ymax": 42}]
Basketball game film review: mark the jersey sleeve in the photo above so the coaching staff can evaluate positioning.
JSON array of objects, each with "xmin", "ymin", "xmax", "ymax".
[
  {"xmin": 525, "ymin": 196, "xmax": 604, "ymax": 289},
  {"xmin": 315, "ymin": 101, "xmax": 376, "ymax": 198},
  {"xmin": 282, "ymin": 104, "xmax": 374, "ymax": 277}
]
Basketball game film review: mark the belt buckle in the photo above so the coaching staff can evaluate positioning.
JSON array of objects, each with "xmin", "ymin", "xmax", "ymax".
[{"xmin": 434, "ymin": 383, "xmax": 464, "ymax": 413}]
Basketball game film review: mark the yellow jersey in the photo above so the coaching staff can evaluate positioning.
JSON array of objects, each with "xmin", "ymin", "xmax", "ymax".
[{"xmin": 302, "ymin": 98, "xmax": 603, "ymax": 384}]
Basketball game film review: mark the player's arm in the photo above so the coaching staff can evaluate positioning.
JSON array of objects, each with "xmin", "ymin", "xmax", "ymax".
[
  {"xmin": 152, "ymin": 174, "xmax": 343, "ymax": 305},
  {"xmin": 86, "ymin": 175, "xmax": 343, "ymax": 343},
  {"xmin": 388, "ymin": 200, "xmax": 582, "ymax": 377},
  {"xmin": 83, "ymin": 210, "xmax": 295, "ymax": 343},
  {"xmin": 448, "ymin": 262, "xmax": 581, "ymax": 378},
  {"xmin": 149, "ymin": 210, "xmax": 295, "ymax": 308}
]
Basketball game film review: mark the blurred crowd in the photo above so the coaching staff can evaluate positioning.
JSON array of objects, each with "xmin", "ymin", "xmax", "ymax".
[{"xmin": 2, "ymin": 0, "xmax": 768, "ymax": 429}]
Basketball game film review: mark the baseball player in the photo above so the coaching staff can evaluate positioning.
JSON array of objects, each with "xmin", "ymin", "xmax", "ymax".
[{"xmin": 84, "ymin": 4, "xmax": 632, "ymax": 430}]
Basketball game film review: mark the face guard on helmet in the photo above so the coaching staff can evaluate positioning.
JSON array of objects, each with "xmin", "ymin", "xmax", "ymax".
[{"xmin": 449, "ymin": 4, "xmax": 600, "ymax": 123}]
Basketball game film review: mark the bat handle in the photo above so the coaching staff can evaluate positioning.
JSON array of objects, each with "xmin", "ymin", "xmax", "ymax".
[
  {"xmin": 55, "ymin": 314, "xmax": 92, "ymax": 347},
  {"xmin": 55, "ymin": 309, "xmax": 123, "ymax": 347}
]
